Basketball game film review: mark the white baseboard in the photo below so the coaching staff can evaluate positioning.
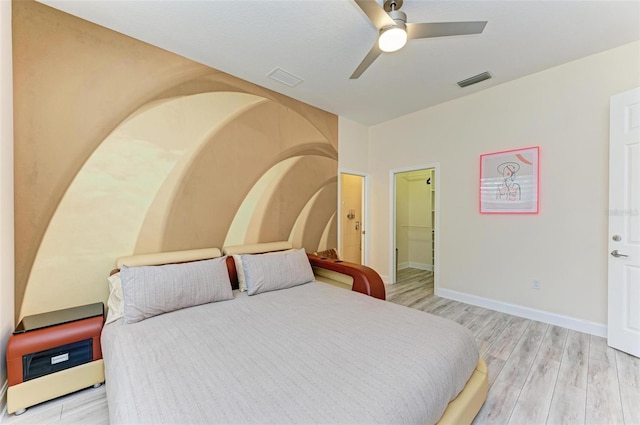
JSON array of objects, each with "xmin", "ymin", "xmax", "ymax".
[
  {"xmin": 398, "ymin": 262, "xmax": 433, "ymax": 271},
  {"xmin": 1, "ymin": 379, "xmax": 7, "ymax": 418},
  {"xmin": 380, "ymin": 275, "xmax": 391, "ymax": 284},
  {"xmin": 437, "ymin": 288, "xmax": 607, "ymax": 338},
  {"xmin": 408, "ymin": 262, "xmax": 433, "ymax": 271}
]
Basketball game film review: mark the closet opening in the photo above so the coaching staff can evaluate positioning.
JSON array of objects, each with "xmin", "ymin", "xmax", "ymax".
[{"xmin": 391, "ymin": 166, "xmax": 437, "ymax": 290}]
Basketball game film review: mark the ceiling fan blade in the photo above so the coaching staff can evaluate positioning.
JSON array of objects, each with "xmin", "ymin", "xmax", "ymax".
[
  {"xmin": 406, "ymin": 21, "xmax": 487, "ymax": 39},
  {"xmin": 350, "ymin": 43, "xmax": 383, "ymax": 79},
  {"xmin": 354, "ymin": 0, "xmax": 395, "ymax": 29}
]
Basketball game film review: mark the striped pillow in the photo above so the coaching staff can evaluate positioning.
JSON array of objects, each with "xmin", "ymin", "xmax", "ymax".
[
  {"xmin": 242, "ymin": 249, "xmax": 314, "ymax": 296},
  {"xmin": 121, "ymin": 257, "xmax": 233, "ymax": 324}
]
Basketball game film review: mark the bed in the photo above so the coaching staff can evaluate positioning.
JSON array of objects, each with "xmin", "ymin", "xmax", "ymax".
[{"xmin": 102, "ymin": 242, "xmax": 488, "ymax": 424}]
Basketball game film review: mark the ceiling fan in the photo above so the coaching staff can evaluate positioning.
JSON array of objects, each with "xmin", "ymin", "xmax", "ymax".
[{"xmin": 351, "ymin": 0, "xmax": 487, "ymax": 79}]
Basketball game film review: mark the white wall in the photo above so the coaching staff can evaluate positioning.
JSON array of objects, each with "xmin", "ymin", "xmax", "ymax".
[
  {"xmin": 338, "ymin": 116, "xmax": 370, "ymax": 264},
  {"xmin": 338, "ymin": 117, "xmax": 369, "ymax": 173},
  {"xmin": 366, "ymin": 41, "xmax": 640, "ymax": 326},
  {"xmin": 0, "ymin": 0, "xmax": 14, "ymax": 409}
]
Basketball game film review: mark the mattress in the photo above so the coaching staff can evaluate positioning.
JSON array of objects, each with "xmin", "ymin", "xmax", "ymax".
[{"xmin": 102, "ymin": 281, "xmax": 479, "ymax": 424}]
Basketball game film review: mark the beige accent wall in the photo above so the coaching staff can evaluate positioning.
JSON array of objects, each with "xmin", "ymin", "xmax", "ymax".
[
  {"xmin": 13, "ymin": 1, "xmax": 337, "ymax": 319},
  {"xmin": 1, "ymin": 0, "xmax": 15, "ymax": 403},
  {"xmin": 365, "ymin": 41, "xmax": 640, "ymax": 325}
]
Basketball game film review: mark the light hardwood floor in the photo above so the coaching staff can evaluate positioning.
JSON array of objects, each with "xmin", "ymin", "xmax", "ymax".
[
  {"xmin": 390, "ymin": 268, "xmax": 640, "ymax": 425},
  {"xmin": 0, "ymin": 384, "xmax": 108, "ymax": 425},
  {"xmin": 2, "ymin": 269, "xmax": 638, "ymax": 425}
]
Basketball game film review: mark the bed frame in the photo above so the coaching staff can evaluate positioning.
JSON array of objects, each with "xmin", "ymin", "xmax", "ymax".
[{"xmin": 112, "ymin": 243, "xmax": 488, "ymax": 424}]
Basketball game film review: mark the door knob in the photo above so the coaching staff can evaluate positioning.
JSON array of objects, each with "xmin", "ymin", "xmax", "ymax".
[{"xmin": 611, "ymin": 250, "xmax": 629, "ymax": 258}]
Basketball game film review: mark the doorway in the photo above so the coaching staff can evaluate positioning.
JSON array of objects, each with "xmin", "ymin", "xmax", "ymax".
[
  {"xmin": 339, "ymin": 172, "xmax": 367, "ymax": 264},
  {"xmin": 391, "ymin": 165, "xmax": 437, "ymax": 285}
]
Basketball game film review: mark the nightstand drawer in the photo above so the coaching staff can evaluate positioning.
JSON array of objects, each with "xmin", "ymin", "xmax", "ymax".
[{"xmin": 23, "ymin": 338, "xmax": 93, "ymax": 382}]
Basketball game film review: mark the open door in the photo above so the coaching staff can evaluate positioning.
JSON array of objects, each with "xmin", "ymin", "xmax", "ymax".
[
  {"xmin": 340, "ymin": 173, "xmax": 365, "ymax": 264},
  {"xmin": 608, "ymin": 87, "xmax": 640, "ymax": 357}
]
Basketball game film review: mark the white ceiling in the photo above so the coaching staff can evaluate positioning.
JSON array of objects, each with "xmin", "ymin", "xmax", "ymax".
[{"xmin": 39, "ymin": 0, "xmax": 640, "ymax": 126}]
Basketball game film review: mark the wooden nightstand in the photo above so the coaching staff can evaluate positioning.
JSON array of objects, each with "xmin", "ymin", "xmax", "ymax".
[{"xmin": 6, "ymin": 303, "xmax": 105, "ymax": 415}]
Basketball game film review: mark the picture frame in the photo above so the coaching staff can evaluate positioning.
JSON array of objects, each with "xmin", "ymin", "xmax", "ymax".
[{"xmin": 479, "ymin": 146, "xmax": 540, "ymax": 214}]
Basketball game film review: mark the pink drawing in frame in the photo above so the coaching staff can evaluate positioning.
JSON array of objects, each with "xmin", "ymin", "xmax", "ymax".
[{"xmin": 479, "ymin": 146, "xmax": 540, "ymax": 214}]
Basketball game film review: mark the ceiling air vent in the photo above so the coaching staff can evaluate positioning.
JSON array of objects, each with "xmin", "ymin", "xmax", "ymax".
[
  {"xmin": 457, "ymin": 71, "xmax": 492, "ymax": 88},
  {"xmin": 267, "ymin": 67, "xmax": 303, "ymax": 88}
]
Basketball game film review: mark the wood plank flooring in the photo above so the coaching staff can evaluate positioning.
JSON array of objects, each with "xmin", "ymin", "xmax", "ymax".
[
  {"xmin": 2, "ymin": 268, "xmax": 638, "ymax": 424},
  {"xmin": 389, "ymin": 268, "xmax": 640, "ymax": 425},
  {"xmin": 1, "ymin": 384, "xmax": 108, "ymax": 425}
]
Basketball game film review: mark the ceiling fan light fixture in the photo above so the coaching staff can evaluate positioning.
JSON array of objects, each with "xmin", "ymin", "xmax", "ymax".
[{"xmin": 378, "ymin": 25, "xmax": 407, "ymax": 52}]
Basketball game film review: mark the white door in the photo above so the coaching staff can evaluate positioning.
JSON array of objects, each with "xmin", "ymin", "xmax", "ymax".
[{"xmin": 608, "ymin": 87, "xmax": 640, "ymax": 357}]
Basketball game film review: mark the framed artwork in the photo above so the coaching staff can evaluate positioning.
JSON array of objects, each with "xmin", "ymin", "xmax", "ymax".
[{"xmin": 480, "ymin": 146, "xmax": 540, "ymax": 214}]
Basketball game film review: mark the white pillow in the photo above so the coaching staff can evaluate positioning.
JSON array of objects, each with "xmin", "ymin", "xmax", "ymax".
[
  {"xmin": 105, "ymin": 272, "xmax": 124, "ymax": 325},
  {"xmin": 121, "ymin": 257, "xmax": 233, "ymax": 324},
  {"xmin": 233, "ymin": 249, "xmax": 296, "ymax": 292},
  {"xmin": 242, "ymin": 248, "xmax": 314, "ymax": 296}
]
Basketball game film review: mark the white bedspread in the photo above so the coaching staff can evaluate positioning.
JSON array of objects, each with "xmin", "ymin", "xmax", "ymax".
[{"xmin": 102, "ymin": 281, "xmax": 479, "ymax": 424}]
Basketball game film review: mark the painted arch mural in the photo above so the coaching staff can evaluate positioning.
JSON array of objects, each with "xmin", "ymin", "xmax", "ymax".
[{"xmin": 14, "ymin": 2, "xmax": 337, "ymax": 318}]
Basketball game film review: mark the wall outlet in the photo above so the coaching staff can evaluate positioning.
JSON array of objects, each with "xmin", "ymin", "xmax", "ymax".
[{"xmin": 532, "ymin": 279, "xmax": 541, "ymax": 290}]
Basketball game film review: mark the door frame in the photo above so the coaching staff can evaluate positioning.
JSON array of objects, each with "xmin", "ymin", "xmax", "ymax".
[
  {"xmin": 390, "ymin": 163, "xmax": 440, "ymax": 286},
  {"xmin": 338, "ymin": 169, "xmax": 370, "ymax": 265}
]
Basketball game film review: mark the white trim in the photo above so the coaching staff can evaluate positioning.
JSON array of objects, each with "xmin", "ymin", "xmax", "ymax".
[
  {"xmin": 337, "ymin": 173, "xmax": 342, "ymax": 259},
  {"xmin": 437, "ymin": 288, "xmax": 607, "ymax": 338},
  {"xmin": 409, "ymin": 262, "xmax": 433, "ymax": 271},
  {"xmin": 1, "ymin": 379, "xmax": 7, "ymax": 418},
  {"xmin": 434, "ymin": 167, "xmax": 440, "ymax": 295},
  {"xmin": 389, "ymin": 163, "xmax": 440, "ymax": 286},
  {"xmin": 362, "ymin": 172, "xmax": 371, "ymax": 266},
  {"xmin": 380, "ymin": 274, "xmax": 391, "ymax": 284},
  {"xmin": 398, "ymin": 262, "xmax": 433, "ymax": 271},
  {"xmin": 389, "ymin": 171, "xmax": 395, "ymax": 282},
  {"xmin": 397, "ymin": 262, "xmax": 410, "ymax": 270}
]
